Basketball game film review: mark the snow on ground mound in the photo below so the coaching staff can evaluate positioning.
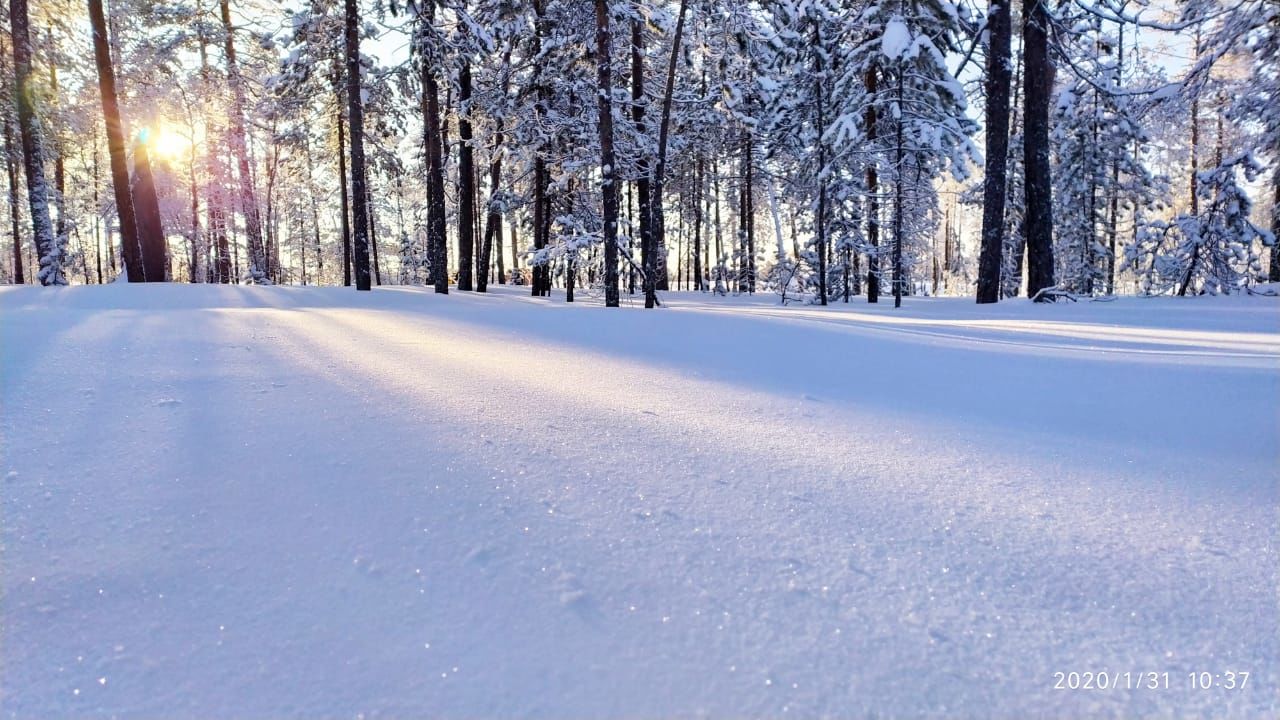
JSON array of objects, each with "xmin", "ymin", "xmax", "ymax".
[{"xmin": 1, "ymin": 284, "xmax": 1277, "ymax": 718}]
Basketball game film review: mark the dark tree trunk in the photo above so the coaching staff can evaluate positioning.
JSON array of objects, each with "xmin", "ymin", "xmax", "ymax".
[
  {"xmin": 510, "ymin": 223, "xmax": 519, "ymax": 285},
  {"xmin": 456, "ymin": 60, "xmax": 475, "ymax": 291},
  {"xmin": 480, "ymin": 134, "xmax": 503, "ymax": 291},
  {"xmin": 131, "ymin": 137, "xmax": 167, "ymax": 281},
  {"xmin": 865, "ymin": 65, "xmax": 880, "ymax": 303},
  {"xmin": 529, "ymin": 0, "xmax": 551, "ymax": 297},
  {"xmin": 595, "ymin": 0, "xmax": 620, "ymax": 306},
  {"xmin": 1270, "ymin": 166, "xmax": 1280, "ymax": 282},
  {"xmin": 336, "ymin": 105, "xmax": 352, "ymax": 286},
  {"xmin": 632, "ymin": 18, "xmax": 656, "ymax": 307},
  {"xmin": 479, "ymin": 129, "xmax": 503, "ymax": 291},
  {"xmin": 976, "ymin": 0, "xmax": 1011, "ymax": 303},
  {"xmin": 3, "ymin": 79, "xmax": 23, "ymax": 285},
  {"xmin": 813, "ymin": 21, "xmax": 828, "ymax": 305},
  {"xmin": 693, "ymin": 152, "xmax": 704, "ymax": 291},
  {"xmin": 220, "ymin": 0, "xmax": 268, "ymax": 283},
  {"xmin": 420, "ymin": 4, "xmax": 448, "ymax": 294},
  {"xmin": 1178, "ymin": 31, "xmax": 1203, "ymax": 297},
  {"xmin": 1022, "ymin": 0, "xmax": 1056, "ymax": 299},
  {"xmin": 1105, "ymin": 27, "xmax": 1122, "ymax": 295},
  {"xmin": 345, "ymin": 0, "xmax": 372, "ymax": 290},
  {"xmin": 88, "ymin": 0, "xmax": 145, "ymax": 281},
  {"xmin": 368, "ymin": 182, "xmax": 382, "ymax": 285},
  {"xmin": 188, "ymin": 131, "xmax": 202, "ymax": 282},
  {"xmin": 893, "ymin": 70, "xmax": 905, "ymax": 309},
  {"xmin": 744, "ymin": 134, "xmax": 755, "ymax": 294}
]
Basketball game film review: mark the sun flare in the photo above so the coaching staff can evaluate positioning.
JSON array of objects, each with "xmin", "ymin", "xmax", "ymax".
[{"xmin": 144, "ymin": 124, "xmax": 194, "ymax": 162}]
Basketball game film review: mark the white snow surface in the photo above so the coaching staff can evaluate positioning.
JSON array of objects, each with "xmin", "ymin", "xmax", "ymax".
[{"xmin": 1, "ymin": 284, "xmax": 1277, "ymax": 718}]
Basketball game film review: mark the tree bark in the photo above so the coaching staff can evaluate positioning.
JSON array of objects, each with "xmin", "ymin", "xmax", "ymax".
[
  {"xmin": 88, "ymin": 0, "xmax": 146, "ymax": 282},
  {"xmin": 1178, "ymin": 28, "xmax": 1203, "ymax": 297},
  {"xmin": 595, "ymin": 0, "xmax": 620, "ymax": 306},
  {"xmin": 479, "ymin": 47, "xmax": 512, "ymax": 291},
  {"xmin": 1270, "ymin": 165, "xmax": 1280, "ymax": 282},
  {"xmin": 420, "ymin": 3, "xmax": 448, "ymax": 294},
  {"xmin": 336, "ymin": 104, "xmax": 352, "ymax": 286},
  {"xmin": 345, "ymin": 0, "xmax": 372, "ymax": 290},
  {"xmin": 893, "ymin": 68, "xmax": 905, "ymax": 309},
  {"xmin": 865, "ymin": 65, "xmax": 880, "ymax": 303},
  {"xmin": 813, "ymin": 20, "xmax": 828, "ymax": 305},
  {"xmin": 632, "ymin": 18, "xmax": 655, "ymax": 307},
  {"xmin": 1022, "ymin": 0, "xmax": 1056, "ymax": 299},
  {"xmin": 976, "ymin": 0, "xmax": 1011, "ymax": 303},
  {"xmin": 456, "ymin": 59, "xmax": 475, "ymax": 290},
  {"xmin": 131, "ymin": 136, "xmax": 167, "ymax": 281},
  {"xmin": 10, "ymin": 0, "xmax": 59, "ymax": 284},
  {"xmin": 693, "ymin": 152, "xmax": 704, "ymax": 291}
]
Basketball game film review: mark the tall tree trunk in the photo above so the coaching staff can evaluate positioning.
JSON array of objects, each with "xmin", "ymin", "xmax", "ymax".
[
  {"xmin": 693, "ymin": 152, "xmax": 704, "ymax": 291},
  {"xmin": 131, "ymin": 136, "xmax": 167, "ymax": 281},
  {"xmin": 650, "ymin": 0, "xmax": 689, "ymax": 297},
  {"xmin": 368, "ymin": 182, "xmax": 382, "ymax": 285},
  {"xmin": 1022, "ymin": 0, "xmax": 1056, "ymax": 299},
  {"xmin": 529, "ymin": 1, "xmax": 551, "ymax": 297},
  {"xmin": 420, "ymin": 4, "xmax": 448, "ymax": 294},
  {"xmin": 49, "ymin": 48, "xmax": 69, "ymax": 276},
  {"xmin": 479, "ymin": 48, "xmax": 511, "ymax": 291},
  {"xmin": 189, "ymin": 124, "xmax": 203, "ymax": 282},
  {"xmin": 510, "ymin": 223, "xmax": 519, "ymax": 285},
  {"xmin": 336, "ymin": 104, "xmax": 352, "ymax": 286},
  {"xmin": 11, "ymin": 0, "xmax": 59, "ymax": 284},
  {"xmin": 813, "ymin": 20, "xmax": 828, "ymax": 305},
  {"xmin": 89, "ymin": 0, "xmax": 146, "ymax": 282},
  {"xmin": 345, "ymin": 0, "xmax": 372, "ymax": 290},
  {"xmin": 3, "ymin": 72, "xmax": 23, "ymax": 285},
  {"xmin": 305, "ymin": 136, "xmax": 324, "ymax": 285},
  {"xmin": 1002, "ymin": 49, "xmax": 1026, "ymax": 298},
  {"xmin": 456, "ymin": 60, "xmax": 476, "ymax": 290},
  {"xmin": 713, "ymin": 159, "xmax": 723, "ymax": 289},
  {"xmin": 1104, "ymin": 22, "xmax": 1123, "ymax": 295},
  {"xmin": 220, "ymin": 0, "xmax": 268, "ymax": 283},
  {"xmin": 479, "ymin": 140, "xmax": 502, "ymax": 290},
  {"xmin": 595, "ymin": 0, "xmax": 620, "ymax": 306},
  {"xmin": 1178, "ymin": 28, "xmax": 1203, "ymax": 297},
  {"xmin": 976, "ymin": 0, "xmax": 1011, "ymax": 303},
  {"xmin": 631, "ymin": 18, "xmax": 656, "ymax": 307},
  {"xmin": 1270, "ymin": 165, "xmax": 1280, "ymax": 282},
  {"xmin": 93, "ymin": 133, "xmax": 102, "ymax": 282},
  {"xmin": 865, "ymin": 65, "xmax": 880, "ymax": 303},
  {"xmin": 892, "ymin": 71, "xmax": 905, "ymax": 308},
  {"xmin": 737, "ymin": 134, "xmax": 754, "ymax": 294}
]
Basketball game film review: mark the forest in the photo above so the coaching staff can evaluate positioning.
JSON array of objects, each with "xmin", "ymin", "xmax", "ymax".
[{"xmin": 4, "ymin": 0, "xmax": 1277, "ymax": 305}]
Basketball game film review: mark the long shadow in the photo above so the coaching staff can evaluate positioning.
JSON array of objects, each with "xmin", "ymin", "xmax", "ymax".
[{"xmin": 339, "ymin": 288, "xmax": 1280, "ymax": 495}]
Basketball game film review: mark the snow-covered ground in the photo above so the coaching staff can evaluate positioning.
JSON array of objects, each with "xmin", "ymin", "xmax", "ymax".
[{"xmin": 2, "ymin": 284, "xmax": 1276, "ymax": 718}]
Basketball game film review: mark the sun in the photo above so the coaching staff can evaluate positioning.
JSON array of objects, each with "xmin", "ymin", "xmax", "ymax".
[{"xmin": 142, "ymin": 124, "xmax": 193, "ymax": 163}]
